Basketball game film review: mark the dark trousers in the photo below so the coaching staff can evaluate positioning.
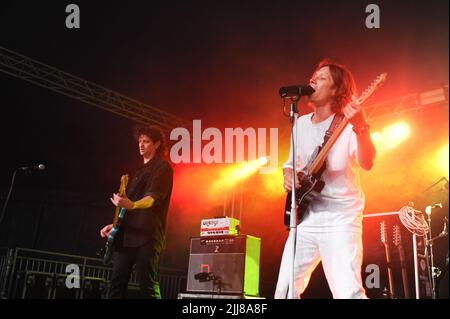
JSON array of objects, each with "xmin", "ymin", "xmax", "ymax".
[{"xmin": 109, "ymin": 241, "xmax": 161, "ymax": 299}]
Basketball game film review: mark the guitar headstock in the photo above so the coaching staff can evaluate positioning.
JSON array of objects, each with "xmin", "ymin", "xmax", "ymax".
[
  {"xmin": 380, "ymin": 220, "xmax": 388, "ymax": 245},
  {"xmin": 357, "ymin": 73, "xmax": 387, "ymax": 105},
  {"xmin": 393, "ymin": 224, "xmax": 402, "ymax": 247},
  {"xmin": 118, "ymin": 174, "xmax": 129, "ymax": 196}
]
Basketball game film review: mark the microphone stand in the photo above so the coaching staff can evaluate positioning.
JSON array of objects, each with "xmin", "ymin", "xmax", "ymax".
[
  {"xmin": 425, "ymin": 210, "xmax": 436, "ymax": 299},
  {"xmin": 425, "ymin": 205, "xmax": 445, "ymax": 299},
  {"xmin": 288, "ymin": 96, "xmax": 299, "ymax": 299},
  {"xmin": 0, "ymin": 168, "xmax": 22, "ymax": 229},
  {"xmin": 0, "ymin": 167, "xmax": 37, "ymax": 236}
]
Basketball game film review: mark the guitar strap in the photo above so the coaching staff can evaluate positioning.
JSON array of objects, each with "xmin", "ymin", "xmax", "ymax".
[{"xmin": 321, "ymin": 113, "xmax": 345, "ymax": 148}]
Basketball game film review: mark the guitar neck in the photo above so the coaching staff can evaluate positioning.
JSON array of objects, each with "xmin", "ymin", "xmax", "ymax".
[
  {"xmin": 306, "ymin": 72, "xmax": 387, "ymax": 176},
  {"xmin": 308, "ymin": 116, "xmax": 349, "ymax": 175},
  {"xmin": 112, "ymin": 205, "xmax": 121, "ymax": 226},
  {"xmin": 383, "ymin": 242, "xmax": 395, "ymax": 299},
  {"xmin": 113, "ymin": 175, "xmax": 128, "ymax": 226},
  {"xmin": 397, "ymin": 245, "xmax": 406, "ymax": 263},
  {"xmin": 383, "ymin": 242, "xmax": 392, "ymax": 262},
  {"xmin": 397, "ymin": 244, "xmax": 411, "ymax": 298}
]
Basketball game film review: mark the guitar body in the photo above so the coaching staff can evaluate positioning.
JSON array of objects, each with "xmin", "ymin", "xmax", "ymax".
[
  {"xmin": 103, "ymin": 207, "xmax": 126, "ymax": 265},
  {"xmin": 284, "ymin": 166, "xmax": 326, "ymax": 227},
  {"xmin": 102, "ymin": 175, "xmax": 128, "ymax": 265}
]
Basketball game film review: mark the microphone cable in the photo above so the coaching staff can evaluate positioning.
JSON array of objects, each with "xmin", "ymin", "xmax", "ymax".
[
  {"xmin": 398, "ymin": 205, "xmax": 429, "ymax": 236},
  {"xmin": 0, "ymin": 169, "xmax": 20, "ymax": 228}
]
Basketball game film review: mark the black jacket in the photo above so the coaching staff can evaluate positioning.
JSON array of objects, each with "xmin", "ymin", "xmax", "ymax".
[{"xmin": 120, "ymin": 155, "xmax": 173, "ymax": 251}]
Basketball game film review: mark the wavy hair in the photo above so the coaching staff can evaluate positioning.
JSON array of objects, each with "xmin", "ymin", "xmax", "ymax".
[
  {"xmin": 315, "ymin": 59, "xmax": 357, "ymax": 113},
  {"xmin": 133, "ymin": 124, "xmax": 168, "ymax": 158}
]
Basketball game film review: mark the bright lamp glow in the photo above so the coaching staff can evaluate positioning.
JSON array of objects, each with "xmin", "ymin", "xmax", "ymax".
[
  {"xmin": 373, "ymin": 122, "xmax": 411, "ymax": 152},
  {"xmin": 211, "ymin": 156, "xmax": 269, "ymax": 192},
  {"xmin": 436, "ymin": 144, "xmax": 449, "ymax": 177},
  {"xmin": 383, "ymin": 122, "xmax": 411, "ymax": 149}
]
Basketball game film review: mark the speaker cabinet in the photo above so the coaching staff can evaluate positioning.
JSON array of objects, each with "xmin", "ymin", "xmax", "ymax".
[{"xmin": 186, "ymin": 235, "xmax": 260, "ymax": 296}]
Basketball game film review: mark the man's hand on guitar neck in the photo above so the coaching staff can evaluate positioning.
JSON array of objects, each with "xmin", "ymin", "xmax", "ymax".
[
  {"xmin": 283, "ymin": 168, "xmax": 300, "ymax": 192},
  {"xmin": 343, "ymin": 95, "xmax": 368, "ymax": 129},
  {"xmin": 100, "ymin": 224, "xmax": 113, "ymax": 238},
  {"xmin": 110, "ymin": 193, "xmax": 155, "ymax": 210},
  {"xmin": 111, "ymin": 193, "xmax": 135, "ymax": 209}
]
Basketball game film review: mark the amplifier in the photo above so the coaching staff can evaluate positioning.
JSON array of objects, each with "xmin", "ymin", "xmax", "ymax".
[
  {"xmin": 200, "ymin": 217, "xmax": 240, "ymax": 236},
  {"xmin": 186, "ymin": 235, "xmax": 260, "ymax": 296}
]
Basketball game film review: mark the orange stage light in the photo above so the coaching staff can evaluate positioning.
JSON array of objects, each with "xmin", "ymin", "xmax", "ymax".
[
  {"xmin": 371, "ymin": 131, "xmax": 382, "ymax": 142},
  {"xmin": 210, "ymin": 156, "xmax": 270, "ymax": 194},
  {"xmin": 372, "ymin": 121, "xmax": 411, "ymax": 151}
]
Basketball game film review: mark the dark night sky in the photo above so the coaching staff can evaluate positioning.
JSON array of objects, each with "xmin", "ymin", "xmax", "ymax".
[
  {"xmin": 1, "ymin": 0, "xmax": 448, "ymax": 191},
  {"xmin": 0, "ymin": 0, "xmax": 448, "ymax": 298}
]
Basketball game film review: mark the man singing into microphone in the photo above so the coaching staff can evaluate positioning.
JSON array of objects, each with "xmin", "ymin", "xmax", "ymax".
[
  {"xmin": 100, "ymin": 125, "xmax": 173, "ymax": 299},
  {"xmin": 275, "ymin": 59, "xmax": 376, "ymax": 299}
]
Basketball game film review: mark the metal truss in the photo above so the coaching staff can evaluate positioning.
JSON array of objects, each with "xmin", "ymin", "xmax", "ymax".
[
  {"xmin": 366, "ymin": 85, "xmax": 449, "ymax": 121},
  {"xmin": 0, "ymin": 46, "xmax": 191, "ymax": 134},
  {"xmin": 2, "ymin": 46, "xmax": 447, "ymax": 128}
]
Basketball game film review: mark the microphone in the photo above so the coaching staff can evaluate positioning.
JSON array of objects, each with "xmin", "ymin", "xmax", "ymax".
[
  {"xmin": 19, "ymin": 164, "xmax": 46, "ymax": 171},
  {"xmin": 279, "ymin": 84, "xmax": 315, "ymax": 98},
  {"xmin": 441, "ymin": 218, "xmax": 448, "ymax": 237},
  {"xmin": 425, "ymin": 203, "xmax": 443, "ymax": 215}
]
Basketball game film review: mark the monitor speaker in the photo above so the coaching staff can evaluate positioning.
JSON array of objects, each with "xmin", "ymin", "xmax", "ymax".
[{"xmin": 186, "ymin": 235, "xmax": 260, "ymax": 296}]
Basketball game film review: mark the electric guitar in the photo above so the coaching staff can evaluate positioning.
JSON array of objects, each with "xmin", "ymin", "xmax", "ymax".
[
  {"xmin": 380, "ymin": 220, "xmax": 395, "ymax": 299},
  {"xmin": 284, "ymin": 73, "xmax": 387, "ymax": 226},
  {"xmin": 393, "ymin": 224, "xmax": 411, "ymax": 298},
  {"xmin": 103, "ymin": 174, "xmax": 129, "ymax": 265}
]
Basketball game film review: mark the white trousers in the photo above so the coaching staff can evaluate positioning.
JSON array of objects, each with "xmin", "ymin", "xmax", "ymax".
[{"xmin": 274, "ymin": 230, "xmax": 367, "ymax": 299}]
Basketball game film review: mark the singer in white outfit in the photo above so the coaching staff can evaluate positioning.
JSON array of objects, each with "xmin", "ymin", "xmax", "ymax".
[{"xmin": 275, "ymin": 59, "xmax": 376, "ymax": 299}]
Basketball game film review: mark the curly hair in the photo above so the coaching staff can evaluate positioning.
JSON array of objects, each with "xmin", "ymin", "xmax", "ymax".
[
  {"xmin": 315, "ymin": 59, "xmax": 357, "ymax": 114},
  {"xmin": 133, "ymin": 124, "xmax": 168, "ymax": 158}
]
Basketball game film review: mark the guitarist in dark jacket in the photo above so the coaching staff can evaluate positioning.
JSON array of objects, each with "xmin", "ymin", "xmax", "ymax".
[
  {"xmin": 100, "ymin": 125, "xmax": 173, "ymax": 299},
  {"xmin": 275, "ymin": 59, "xmax": 376, "ymax": 299}
]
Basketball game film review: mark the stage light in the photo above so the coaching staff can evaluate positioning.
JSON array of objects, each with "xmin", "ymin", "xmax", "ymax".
[
  {"xmin": 229, "ymin": 157, "xmax": 268, "ymax": 182},
  {"xmin": 370, "ymin": 122, "xmax": 411, "ymax": 154},
  {"xmin": 371, "ymin": 131, "xmax": 382, "ymax": 142},
  {"xmin": 381, "ymin": 122, "xmax": 411, "ymax": 149},
  {"xmin": 211, "ymin": 157, "xmax": 270, "ymax": 193},
  {"xmin": 258, "ymin": 156, "xmax": 269, "ymax": 166}
]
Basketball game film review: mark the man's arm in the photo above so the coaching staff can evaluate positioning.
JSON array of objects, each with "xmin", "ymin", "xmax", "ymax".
[
  {"xmin": 343, "ymin": 97, "xmax": 376, "ymax": 171},
  {"xmin": 354, "ymin": 128, "xmax": 376, "ymax": 170},
  {"xmin": 110, "ymin": 194, "xmax": 154, "ymax": 210},
  {"xmin": 110, "ymin": 162, "xmax": 172, "ymax": 210},
  {"xmin": 132, "ymin": 195, "xmax": 154, "ymax": 209}
]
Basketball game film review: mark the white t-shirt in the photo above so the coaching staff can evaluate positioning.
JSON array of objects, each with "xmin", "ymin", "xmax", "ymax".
[{"xmin": 283, "ymin": 112, "xmax": 365, "ymax": 233}]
